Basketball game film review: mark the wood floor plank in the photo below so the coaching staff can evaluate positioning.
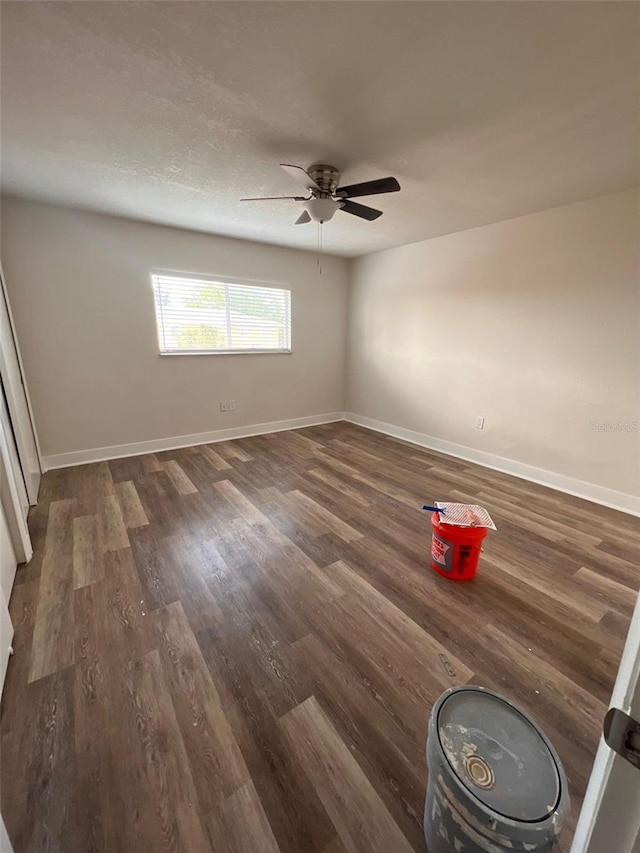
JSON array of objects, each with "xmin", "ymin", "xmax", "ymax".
[
  {"xmin": 475, "ymin": 489, "xmax": 604, "ymax": 547},
  {"xmin": 68, "ymin": 460, "xmax": 118, "ymax": 516},
  {"xmin": 485, "ymin": 551, "xmax": 610, "ymax": 622},
  {"xmin": 166, "ymin": 450, "xmax": 228, "ymax": 491},
  {"xmin": 215, "ymin": 441, "xmax": 253, "ymax": 463},
  {"xmin": 575, "ymin": 565, "xmax": 638, "ymax": 615},
  {"xmin": 214, "ymin": 478, "xmax": 268, "ymax": 526},
  {"xmin": 162, "ymin": 459, "xmax": 199, "ymax": 494},
  {"xmin": 2, "ymin": 422, "xmax": 635, "ymax": 853},
  {"xmin": 325, "ymin": 559, "xmax": 473, "ymax": 689},
  {"xmin": 264, "ymin": 487, "xmax": 329, "ymax": 539},
  {"xmin": 215, "ymin": 780, "xmax": 282, "ymax": 853},
  {"xmin": 160, "ymin": 532, "xmax": 227, "ymax": 632},
  {"xmin": 75, "ymin": 547, "xmax": 156, "ymax": 668},
  {"xmin": 29, "ymin": 498, "xmax": 75, "ymax": 682},
  {"xmin": 153, "ymin": 600, "xmax": 250, "ymax": 812},
  {"xmin": 225, "ymin": 510, "xmax": 345, "ymax": 607},
  {"xmin": 111, "ymin": 649, "xmax": 211, "ymax": 851},
  {"xmin": 315, "ymin": 453, "xmax": 420, "ymax": 509},
  {"xmin": 132, "ymin": 469, "xmax": 186, "ymax": 538},
  {"xmin": 213, "ymin": 482, "xmax": 345, "ymax": 604},
  {"xmin": 323, "ymin": 838, "xmax": 349, "ymax": 853},
  {"xmin": 201, "ymin": 444, "xmax": 234, "ymax": 471},
  {"xmin": 2, "ymin": 668, "xmax": 76, "ymax": 852},
  {"xmin": 329, "ymin": 439, "xmax": 386, "ymax": 467},
  {"xmin": 472, "ymin": 622, "xmax": 606, "ymax": 745},
  {"xmin": 281, "ymin": 696, "xmax": 414, "ymax": 853},
  {"xmin": 200, "ymin": 625, "xmax": 335, "ymax": 853},
  {"xmin": 210, "ymin": 524, "xmax": 312, "ymax": 646},
  {"xmin": 74, "ymin": 620, "xmax": 127, "ymax": 852},
  {"xmin": 287, "ymin": 490, "xmax": 363, "ymax": 543},
  {"xmin": 206, "ymin": 576, "xmax": 313, "ymax": 719},
  {"xmin": 73, "ymin": 514, "xmax": 104, "ymax": 588},
  {"xmin": 284, "ymin": 430, "xmax": 326, "ymax": 453},
  {"xmin": 99, "ymin": 492, "xmax": 130, "ymax": 552},
  {"xmin": 288, "ymin": 633, "xmax": 427, "ymax": 850},
  {"xmin": 114, "ymin": 480, "xmax": 149, "ymax": 529},
  {"xmin": 307, "ymin": 467, "xmax": 372, "ymax": 508},
  {"xmin": 108, "ymin": 452, "xmax": 163, "ymax": 482},
  {"xmin": 128, "ymin": 524, "xmax": 182, "ymax": 610},
  {"xmin": 259, "ymin": 492, "xmax": 346, "ymax": 570}
]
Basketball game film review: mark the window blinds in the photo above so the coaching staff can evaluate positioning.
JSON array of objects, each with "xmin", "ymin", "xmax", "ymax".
[{"xmin": 151, "ymin": 273, "xmax": 291, "ymax": 355}]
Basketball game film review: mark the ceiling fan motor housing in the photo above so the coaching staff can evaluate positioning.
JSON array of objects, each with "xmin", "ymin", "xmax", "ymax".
[
  {"xmin": 304, "ymin": 165, "xmax": 342, "ymax": 222},
  {"xmin": 307, "ymin": 164, "xmax": 341, "ymax": 194}
]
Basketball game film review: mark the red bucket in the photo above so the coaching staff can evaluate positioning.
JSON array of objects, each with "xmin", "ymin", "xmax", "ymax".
[{"xmin": 430, "ymin": 512, "xmax": 487, "ymax": 581}]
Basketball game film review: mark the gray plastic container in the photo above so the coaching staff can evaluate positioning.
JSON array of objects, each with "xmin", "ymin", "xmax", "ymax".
[{"xmin": 424, "ymin": 686, "xmax": 569, "ymax": 853}]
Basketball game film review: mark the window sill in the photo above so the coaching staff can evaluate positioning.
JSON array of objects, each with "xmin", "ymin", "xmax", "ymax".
[{"xmin": 159, "ymin": 349, "xmax": 292, "ymax": 356}]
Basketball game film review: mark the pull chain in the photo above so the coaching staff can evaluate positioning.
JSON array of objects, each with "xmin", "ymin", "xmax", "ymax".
[{"xmin": 317, "ymin": 221, "xmax": 323, "ymax": 276}]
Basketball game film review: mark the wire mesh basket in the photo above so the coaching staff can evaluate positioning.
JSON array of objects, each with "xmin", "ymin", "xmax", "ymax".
[{"xmin": 434, "ymin": 502, "xmax": 497, "ymax": 530}]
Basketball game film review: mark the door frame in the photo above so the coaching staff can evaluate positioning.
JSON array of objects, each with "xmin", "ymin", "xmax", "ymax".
[{"xmin": 571, "ymin": 590, "xmax": 640, "ymax": 851}]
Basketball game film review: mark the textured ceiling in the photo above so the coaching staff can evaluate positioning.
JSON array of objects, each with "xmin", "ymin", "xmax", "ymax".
[{"xmin": 1, "ymin": 1, "xmax": 639, "ymax": 258}]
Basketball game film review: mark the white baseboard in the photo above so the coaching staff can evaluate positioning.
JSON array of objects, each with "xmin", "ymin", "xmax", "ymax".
[
  {"xmin": 345, "ymin": 412, "xmax": 640, "ymax": 517},
  {"xmin": 42, "ymin": 412, "xmax": 345, "ymax": 471},
  {"xmin": 39, "ymin": 410, "xmax": 640, "ymax": 517}
]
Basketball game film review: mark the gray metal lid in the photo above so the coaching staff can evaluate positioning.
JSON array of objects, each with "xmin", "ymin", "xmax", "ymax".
[{"xmin": 437, "ymin": 687, "xmax": 561, "ymax": 822}]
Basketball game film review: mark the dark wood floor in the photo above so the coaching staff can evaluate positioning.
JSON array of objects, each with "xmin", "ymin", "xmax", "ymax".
[{"xmin": 1, "ymin": 422, "xmax": 638, "ymax": 852}]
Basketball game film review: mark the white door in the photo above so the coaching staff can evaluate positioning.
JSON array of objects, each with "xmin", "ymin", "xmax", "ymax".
[
  {"xmin": 0, "ymin": 400, "xmax": 31, "ymax": 566},
  {"xmin": 0, "ymin": 383, "xmax": 28, "ymax": 523},
  {"xmin": 0, "ymin": 498, "xmax": 15, "ymax": 693},
  {"xmin": 0, "ymin": 262, "xmax": 41, "ymax": 505},
  {"xmin": 0, "ymin": 592, "xmax": 13, "ymax": 695},
  {"xmin": 571, "ymin": 591, "xmax": 640, "ymax": 852},
  {"xmin": 0, "ymin": 813, "xmax": 15, "ymax": 853},
  {"xmin": 0, "ymin": 494, "xmax": 17, "ymax": 605}
]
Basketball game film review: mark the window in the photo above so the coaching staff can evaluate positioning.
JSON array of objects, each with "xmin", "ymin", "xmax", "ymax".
[{"xmin": 151, "ymin": 272, "xmax": 291, "ymax": 355}]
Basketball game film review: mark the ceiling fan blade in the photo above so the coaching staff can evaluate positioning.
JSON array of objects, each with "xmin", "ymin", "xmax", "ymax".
[
  {"xmin": 294, "ymin": 210, "xmax": 312, "ymax": 225},
  {"xmin": 280, "ymin": 163, "xmax": 321, "ymax": 191},
  {"xmin": 240, "ymin": 195, "xmax": 307, "ymax": 201},
  {"xmin": 336, "ymin": 176, "xmax": 400, "ymax": 199},
  {"xmin": 340, "ymin": 200, "xmax": 383, "ymax": 221}
]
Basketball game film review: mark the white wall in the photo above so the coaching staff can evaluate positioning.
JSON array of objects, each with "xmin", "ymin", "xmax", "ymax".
[
  {"xmin": 2, "ymin": 191, "xmax": 638, "ymax": 508},
  {"xmin": 0, "ymin": 199, "xmax": 349, "ymax": 463},
  {"xmin": 347, "ymin": 189, "xmax": 640, "ymax": 502}
]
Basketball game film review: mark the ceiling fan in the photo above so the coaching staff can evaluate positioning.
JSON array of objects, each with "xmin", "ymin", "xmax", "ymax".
[{"xmin": 241, "ymin": 164, "xmax": 401, "ymax": 224}]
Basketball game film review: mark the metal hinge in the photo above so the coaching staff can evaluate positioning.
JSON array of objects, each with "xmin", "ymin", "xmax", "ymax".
[{"xmin": 604, "ymin": 707, "xmax": 640, "ymax": 770}]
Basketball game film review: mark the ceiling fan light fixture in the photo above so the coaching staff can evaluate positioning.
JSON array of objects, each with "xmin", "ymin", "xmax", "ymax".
[
  {"xmin": 242, "ymin": 163, "xmax": 400, "ymax": 226},
  {"xmin": 304, "ymin": 197, "xmax": 340, "ymax": 223}
]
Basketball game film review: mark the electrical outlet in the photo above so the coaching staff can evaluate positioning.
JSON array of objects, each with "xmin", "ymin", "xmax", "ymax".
[
  {"xmin": 219, "ymin": 401, "xmax": 228, "ymax": 413},
  {"xmin": 229, "ymin": 400, "xmax": 236, "ymax": 411},
  {"xmin": 475, "ymin": 416, "xmax": 485, "ymax": 430}
]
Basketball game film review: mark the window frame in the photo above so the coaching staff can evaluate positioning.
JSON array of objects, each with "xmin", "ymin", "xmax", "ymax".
[{"xmin": 150, "ymin": 270, "xmax": 292, "ymax": 357}]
